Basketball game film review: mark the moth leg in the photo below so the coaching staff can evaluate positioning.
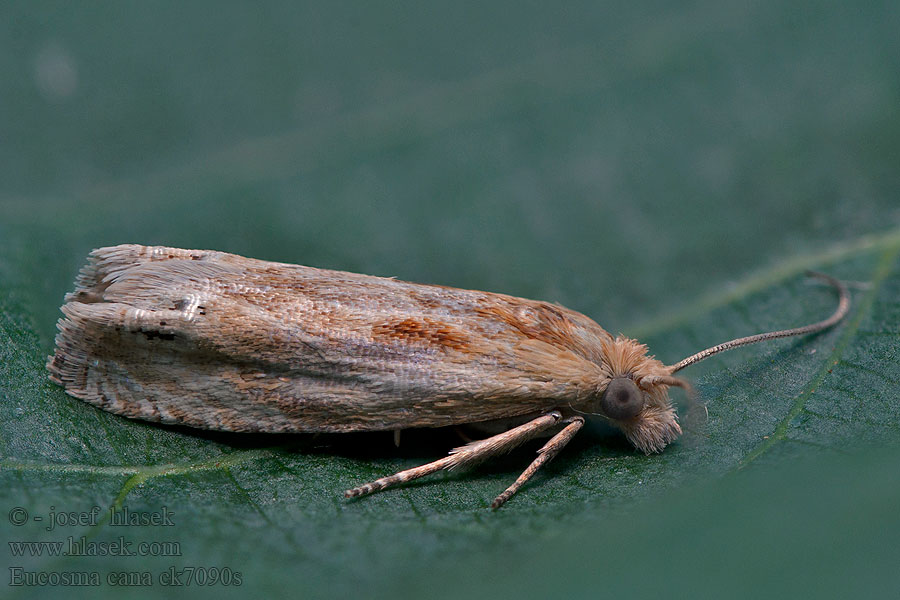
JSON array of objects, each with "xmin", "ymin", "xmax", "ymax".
[
  {"xmin": 491, "ymin": 416, "xmax": 585, "ymax": 510},
  {"xmin": 344, "ymin": 411, "xmax": 564, "ymax": 500}
]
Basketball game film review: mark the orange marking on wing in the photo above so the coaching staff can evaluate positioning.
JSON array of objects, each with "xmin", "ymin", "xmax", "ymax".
[
  {"xmin": 474, "ymin": 300, "xmax": 578, "ymax": 351},
  {"xmin": 372, "ymin": 317, "xmax": 472, "ymax": 351}
]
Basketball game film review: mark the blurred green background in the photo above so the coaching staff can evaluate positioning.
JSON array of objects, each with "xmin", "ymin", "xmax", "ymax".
[{"xmin": 1, "ymin": 1, "xmax": 899, "ymax": 599}]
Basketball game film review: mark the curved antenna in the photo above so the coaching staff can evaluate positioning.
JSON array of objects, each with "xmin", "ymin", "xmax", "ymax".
[{"xmin": 668, "ymin": 271, "xmax": 850, "ymax": 374}]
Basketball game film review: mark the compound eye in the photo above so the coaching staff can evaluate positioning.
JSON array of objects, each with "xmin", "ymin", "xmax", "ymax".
[{"xmin": 600, "ymin": 377, "xmax": 644, "ymax": 420}]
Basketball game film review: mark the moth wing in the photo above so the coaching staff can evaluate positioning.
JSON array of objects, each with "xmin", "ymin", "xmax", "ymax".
[
  {"xmin": 49, "ymin": 245, "xmax": 612, "ymax": 433},
  {"xmin": 48, "ymin": 300, "xmax": 382, "ymax": 432},
  {"xmin": 67, "ymin": 244, "xmax": 245, "ymax": 303}
]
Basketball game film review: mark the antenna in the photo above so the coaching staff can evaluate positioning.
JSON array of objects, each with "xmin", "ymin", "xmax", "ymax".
[{"xmin": 668, "ymin": 271, "xmax": 850, "ymax": 374}]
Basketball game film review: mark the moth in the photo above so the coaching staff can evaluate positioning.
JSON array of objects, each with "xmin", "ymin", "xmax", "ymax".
[{"xmin": 47, "ymin": 245, "xmax": 849, "ymax": 508}]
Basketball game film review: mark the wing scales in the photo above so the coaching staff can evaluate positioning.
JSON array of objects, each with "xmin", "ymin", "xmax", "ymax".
[{"xmin": 48, "ymin": 245, "xmax": 609, "ymax": 432}]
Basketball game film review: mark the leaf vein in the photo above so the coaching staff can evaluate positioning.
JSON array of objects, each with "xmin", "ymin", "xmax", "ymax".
[{"xmin": 736, "ymin": 241, "xmax": 900, "ymax": 470}]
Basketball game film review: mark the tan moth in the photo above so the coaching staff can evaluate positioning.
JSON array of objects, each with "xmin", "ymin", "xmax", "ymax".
[{"xmin": 47, "ymin": 245, "xmax": 850, "ymax": 508}]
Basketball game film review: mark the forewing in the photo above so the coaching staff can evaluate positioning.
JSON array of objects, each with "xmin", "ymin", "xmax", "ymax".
[{"xmin": 48, "ymin": 245, "xmax": 610, "ymax": 432}]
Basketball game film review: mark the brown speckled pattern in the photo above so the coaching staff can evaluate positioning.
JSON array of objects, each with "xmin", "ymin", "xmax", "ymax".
[{"xmin": 47, "ymin": 244, "xmax": 681, "ymax": 455}]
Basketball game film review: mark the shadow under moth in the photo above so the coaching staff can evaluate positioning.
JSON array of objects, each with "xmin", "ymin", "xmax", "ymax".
[{"xmin": 47, "ymin": 245, "xmax": 849, "ymax": 508}]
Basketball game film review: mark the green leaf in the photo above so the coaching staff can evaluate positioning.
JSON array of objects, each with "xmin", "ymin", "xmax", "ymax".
[
  {"xmin": 2, "ymin": 2, "xmax": 900, "ymax": 599},
  {"xmin": 3, "ymin": 233, "xmax": 900, "ymax": 600}
]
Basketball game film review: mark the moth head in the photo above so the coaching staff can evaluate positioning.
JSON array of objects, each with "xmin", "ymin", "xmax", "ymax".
[
  {"xmin": 612, "ymin": 373, "xmax": 691, "ymax": 454},
  {"xmin": 584, "ymin": 272, "xmax": 850, "ymax": 454},
  {"xmin": 597, "ymin": 271, "xmax": 850, "ymax": 454},
  {"xmin": 590, "ymin": 336, "xmax": 686, "ymax": 454}
]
